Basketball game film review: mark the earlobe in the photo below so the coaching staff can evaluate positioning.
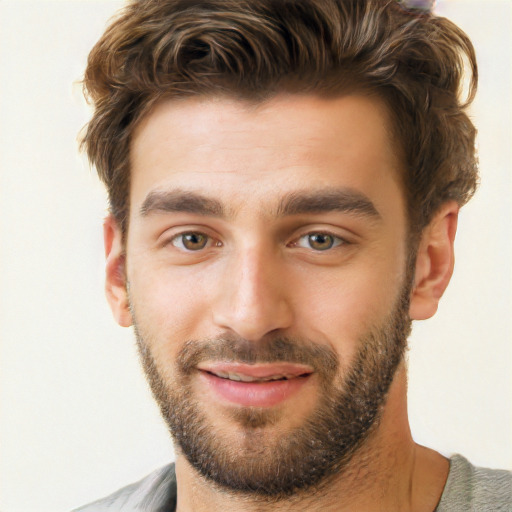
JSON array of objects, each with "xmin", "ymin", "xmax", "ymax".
[
  {"xmin": 104, "ymin": 216, "xmax": 133, "ymax": 327},
  {"xmin": 409, "ymin": 201, "xmax": 459, "ymax": 321}
]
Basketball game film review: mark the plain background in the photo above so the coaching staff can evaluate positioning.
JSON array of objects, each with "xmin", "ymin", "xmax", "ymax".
[{"xmin": 0, "ymin": 1, "xmax": 510, "ymax": 511}]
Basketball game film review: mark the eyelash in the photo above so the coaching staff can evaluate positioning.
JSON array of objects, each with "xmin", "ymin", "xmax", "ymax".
[
  {"xmin": 169, "ymin": 231, "xmax": 221, "ymax": 251},
  {"xmin": 292, "ymin": 232, "xmax": 346, "ymax": 251},
  {"xmin": 167, "ymin": 230, "xmax": 347, "ymax": 252}
]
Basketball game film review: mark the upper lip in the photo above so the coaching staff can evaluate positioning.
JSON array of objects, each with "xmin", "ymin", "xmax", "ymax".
[{"xmin": 197, "ymin": 362, "xmax": 314, "ymax": 381}]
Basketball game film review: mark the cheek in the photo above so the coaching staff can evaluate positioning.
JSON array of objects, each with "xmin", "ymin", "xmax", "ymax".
[
  {"xmin": 294, "ymin": 252, "xmax": 406, "ymax": 361},
  {"xmin": 128, "ymin": 264, "xmax": 216, "ymax": 362}
]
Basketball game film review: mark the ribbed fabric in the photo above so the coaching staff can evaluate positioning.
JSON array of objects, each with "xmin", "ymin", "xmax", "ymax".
[
  {"xmin": 72, "ymin": 463, "xmax": 176, "ymax": 512},
  {"xmin": 435, "ymin": 454, "xmax": 512, "ymax": 512}
]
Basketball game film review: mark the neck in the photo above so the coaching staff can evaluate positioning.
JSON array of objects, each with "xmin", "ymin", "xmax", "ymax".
[{"xmin": 175, "ymin": 363, "xmax": 449, "ymax": 512}]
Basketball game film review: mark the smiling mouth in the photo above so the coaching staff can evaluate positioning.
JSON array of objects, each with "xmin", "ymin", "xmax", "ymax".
[
  {"xmin": 203, "ymin": 370, "xmax": 311, "ymax": 382},
  {"xmin": 196, "ymin": 363, "xmax": 314, "ymax": 407},
  {"xmin": 196, "ymin": 362, "xmax": 314, "ymax": 382}
]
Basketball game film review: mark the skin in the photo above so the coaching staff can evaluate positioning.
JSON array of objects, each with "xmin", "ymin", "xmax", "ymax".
[{"xmin": 104, "ymin": 94, "xmax": 458, "ymax": 511}]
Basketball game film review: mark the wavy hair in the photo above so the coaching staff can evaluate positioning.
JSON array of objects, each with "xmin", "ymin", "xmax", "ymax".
[{"xmin": 82, "ymin": 0, "xmax": 478, "ymax": 237}]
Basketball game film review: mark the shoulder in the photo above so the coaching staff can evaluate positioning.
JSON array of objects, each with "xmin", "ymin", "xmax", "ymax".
[
  {"xmin": 437, "ymin": 454, "xmax": 512, "ymax": 512},
  {"xmin": 71, "ymin": 463, "xmax": 177, "ymax": 512}
]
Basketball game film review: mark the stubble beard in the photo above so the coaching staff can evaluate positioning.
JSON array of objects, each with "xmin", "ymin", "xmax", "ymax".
[{"xmin": 131, "ymin": 282, "xmax": 412, "ymax": 500}]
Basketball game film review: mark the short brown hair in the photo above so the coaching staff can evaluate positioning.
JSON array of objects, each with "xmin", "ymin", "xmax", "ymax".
[{"xmin": 82, "ymin": 0, "xmax": 478, "ymax": 236}]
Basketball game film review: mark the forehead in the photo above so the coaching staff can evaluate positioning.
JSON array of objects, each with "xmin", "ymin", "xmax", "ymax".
[{"xmin": 129, "ymin": 93, "xmax": 404, "ymax": 218}]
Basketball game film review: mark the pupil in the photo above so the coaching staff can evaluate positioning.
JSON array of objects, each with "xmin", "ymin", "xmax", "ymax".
[{"xmin": 310, "ymin": 233, "xmax": 333, "ymax": 250}]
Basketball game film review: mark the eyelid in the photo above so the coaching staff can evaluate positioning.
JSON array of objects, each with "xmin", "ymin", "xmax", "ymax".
[
  {"xmin": 295, "ymin": 232, "xmax": 346, "ymax": 250},
  {"xmin": 172, "ymin": 233, "xmax": 206, "ymax": 251},
  {"xmin": 288, "ymin": 225, "xmax": 351, "ymax": 244},
  {"xmin": 163, "ymin": 228, "xmax": 222, "ymax": 251}
]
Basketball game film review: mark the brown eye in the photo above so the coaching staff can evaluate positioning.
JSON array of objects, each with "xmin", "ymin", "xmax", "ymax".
[
  {"xmin": 296, "ymin": 233, "xmax": 343, "ymax": 251},
  {"xmin": 172, "ymin": 232, "xmax": 210, "ymax": 251},
  {"xmin": 308, "ymin": 233, "xmax": 334, "ymax": 250}
]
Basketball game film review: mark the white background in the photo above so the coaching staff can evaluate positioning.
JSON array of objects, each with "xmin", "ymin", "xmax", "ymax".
[{"xmin": 0, "ymin": 1, "xmax": 510, "ymax": 511}]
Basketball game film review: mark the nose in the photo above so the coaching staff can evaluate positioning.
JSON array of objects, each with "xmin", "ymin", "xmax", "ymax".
[{"xmin": 212, "ymin": 244, "xmax": 294, "ymax": 341}]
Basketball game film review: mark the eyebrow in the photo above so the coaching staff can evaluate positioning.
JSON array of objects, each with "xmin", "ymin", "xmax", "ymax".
[
  {"xmin": 140, "ymin": 189, "xmax": 225, "ymax": 217},
  {"xmin": 139, "ymin": 187, "xmax": 381, "ymax": 220},
  {"xmin": 275, "ymin": 188, "xmax": 381, "ymax": 219}
]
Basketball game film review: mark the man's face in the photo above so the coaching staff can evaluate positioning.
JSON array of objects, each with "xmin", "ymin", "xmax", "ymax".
[{"xmin": 121, "ymin": 94, "xmax": 412, "ymax": 496}]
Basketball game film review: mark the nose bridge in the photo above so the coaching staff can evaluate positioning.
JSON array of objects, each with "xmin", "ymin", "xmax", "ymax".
[
  {"xmin": 237, "ymin": 245, "xmax": 273, "ymax": 311},
  {"xmin": 212, "ymin": 241, "xmax": 293, "ymax": 340}
]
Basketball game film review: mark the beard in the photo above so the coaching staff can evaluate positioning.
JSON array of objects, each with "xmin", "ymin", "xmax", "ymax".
[{"xmin": 131, "ymin": 281, "xmax": 412, "ymax": 500}]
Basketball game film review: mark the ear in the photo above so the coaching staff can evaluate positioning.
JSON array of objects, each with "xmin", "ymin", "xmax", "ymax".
[
  {"xmin": 104, "ymin": 215, "xmax": 133, "ymax": 327},
  {"xmin": 409, "ymin": 201, "xmax": 459, "ymax": 321}
]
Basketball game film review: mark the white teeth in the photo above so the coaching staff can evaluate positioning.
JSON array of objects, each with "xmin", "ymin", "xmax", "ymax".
[
  {"xmin": 211, "ymin": 371, "xmax": 297, "ymax": 382},
  {"xmin": 213, "ymin": 370, "xmax": 230, "ymax": 379}
]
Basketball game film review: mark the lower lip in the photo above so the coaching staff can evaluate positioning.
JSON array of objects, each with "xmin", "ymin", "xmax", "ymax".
[{"xmin": 199, "ymin": 371, "xmax": 311, "ymax": 407}]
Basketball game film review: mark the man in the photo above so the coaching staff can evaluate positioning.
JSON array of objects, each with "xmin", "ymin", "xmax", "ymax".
[{"xmin": 75, "ymin": 0, "xmax": 512, "ymax": 510}]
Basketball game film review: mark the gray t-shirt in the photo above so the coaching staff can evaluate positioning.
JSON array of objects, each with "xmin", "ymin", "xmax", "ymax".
[
  {"xmin": 435, "ymin": 455, "xmax": 512, "ymax": 511},
  {"xmin": 73, "ymin": 454, "xmax": 512, "ymax": 511}
]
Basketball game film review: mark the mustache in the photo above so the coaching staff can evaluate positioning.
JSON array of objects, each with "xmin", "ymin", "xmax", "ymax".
[{"xmin": 175, "ymin": 333, "xmax": 339, "ymax": 376}]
